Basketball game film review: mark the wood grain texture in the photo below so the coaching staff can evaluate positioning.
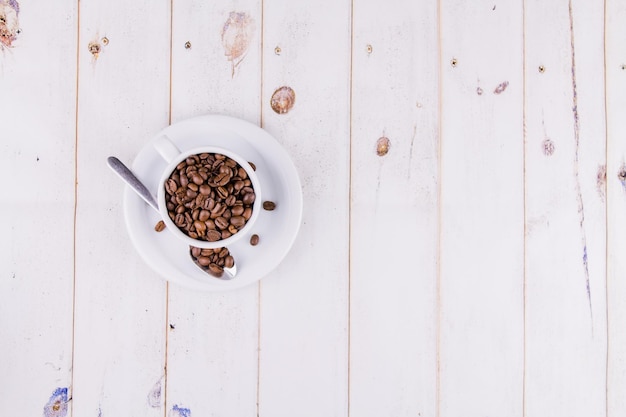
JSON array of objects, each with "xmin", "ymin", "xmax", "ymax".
[
  {"xmin": 0, "ymin": 2, "xmax": 77, "ymax": 415},
  {"xmin": 258, "ymin": 0, "xmax": 351, "ymax": 415},
  {"xmin": 439, "ymin": 1, "xmax": 525, "ymax": 416},
  {"xmin": 166, "ymin": 2, "xmax": 261, "ymax": 416},
  {"xmin": 72, "ymin": 1, "xmax": 170, "ymax": 416},
  {"xmin": 524, "ymin": 0, "xmax": 607, "ymax": 415},
  {"xmin": 350, "ymin": 1, "xmax": 439, "ymax": 416},
  {"xmin": 606, "ymin": 0, "xmax": 626, "ymax": 414}
]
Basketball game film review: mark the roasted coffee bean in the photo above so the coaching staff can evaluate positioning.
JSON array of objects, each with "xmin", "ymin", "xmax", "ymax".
[
  {"xmin": 196, "ymin": 256, "xmax": 211, "ymax": 266},
  {"xmin": 215, "ymin": 216, "xmax": 229, "ymax": 230},
  {"xmin": 208, "ymin": 263, "xmax": 224, "ymax": 277},
  {"xmin": 198, "ymin": 209, "xmax": 210, "ymax": 222},
  {"xmin": 248, "ymin": 161, "xmax": 256, "ymax": 171},
  {"xmin": 242, "ymin": 207, "xmax": 252, "ymax": 220},
  {"xmin": 194, "ymin": 220, "xmax": 207, "ymax": 236},
  {"xmin": 207, "ymin": 229, "xmax": 222, "ymax": 242},
  {"xmin": 221, "ymin": 230, "xmax": 232, "ymax": 239},
  {"xmin": 225, "ymin": 195, "xmax": 236, "ymax": 207},
  {"xmin": 165, "ymin": 179, "xmax": 178, "ymax": 195},
  {"xmin": 250, "ymin": 234, "xmax": 259, "ymax": 246},
  {"xmin": 217, "ymin": 186, "xmax": 229, "ymax": 199},
  {"xmin": 224, "ymin": 256, "xmax": 235, "ymax": 268},
  {"xmin": 155, "ymin": 220, "xmax": 166, "ymax": 232},
  {"xmin": 242, "ymin": 192, "xmax": 256, "ymax": 205},
  {"xmin": 230, "ymin": 216, "xmax": 245, "ymax": 228},
  {"xmin": 199, "ymin": 184, "xmax": 211, "ymax": 195},
  {"xmin": 263, "ymin": 201, "xmax": 276, "ymax": 211},
  {"xmin": 231, "ymin": 205, "xmax": 244, "ymax": 216}
]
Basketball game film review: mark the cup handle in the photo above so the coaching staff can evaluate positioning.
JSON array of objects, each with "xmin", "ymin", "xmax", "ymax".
[{"xmin": 153, "ymin": 135, "xmax": 181, "ymax": 163}]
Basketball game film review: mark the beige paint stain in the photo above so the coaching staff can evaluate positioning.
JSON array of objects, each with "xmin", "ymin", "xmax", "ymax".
[
  {"xmin": 88, "ymin": 36, "xmax": 109, "ymax": 61},
  {"xmin": 270, "ymin": 86, "xmax": 295, "ymax": 114},
  {"xmin": 376, "ymin": 136, "xmax": 390, "ymax": 156},
  {"xmin": 221, "ymin": 12, "xmax": 254, "ymax": 77},
  {"xmin": 0, "ymin": 0, "xmax": 20, "ymax": 49}
]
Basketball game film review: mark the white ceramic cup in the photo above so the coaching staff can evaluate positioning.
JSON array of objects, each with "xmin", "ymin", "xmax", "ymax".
[{"xmin": 154, "ymin": 135, "xmax": 261, "ymax": 249}]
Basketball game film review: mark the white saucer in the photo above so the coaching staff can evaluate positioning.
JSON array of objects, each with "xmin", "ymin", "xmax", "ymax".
[{"xmin": 123, "ymin": 115, "xmax": 303, "ymax": 291}]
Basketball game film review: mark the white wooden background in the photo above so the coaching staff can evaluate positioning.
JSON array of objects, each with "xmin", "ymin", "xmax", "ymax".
[{"xmin": 1, "ymin": 0, "xmax": 625, "ymax": 416}]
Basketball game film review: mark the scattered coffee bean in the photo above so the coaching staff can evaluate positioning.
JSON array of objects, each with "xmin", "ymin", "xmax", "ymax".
[
  {"xmin": 250, "ymin": 234, "xmax": 259, "ymax": 246},
  {"xmin": 189, "ymin": 245, "xmax": 234, "ymax": 278},
  {"xmin": 163, "ymin": 152, "xmax": 256, "ymax": 242},
  {"xmin": 154, "ymin": 220, "xmax": 166, "ymax": 232},
  {"xmin": 263, "ymin": 201, "xmax": 276, "ymax": 211},
  {"xmin": 248, "ymin": 161, "xmax": 256, "ymax": 171}
]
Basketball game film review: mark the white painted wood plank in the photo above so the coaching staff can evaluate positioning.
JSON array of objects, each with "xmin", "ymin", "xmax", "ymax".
[
  {"xmin": 524, "ymin": 1, "xmax": 607, "ymax": 415},
  {"xmin": 0, "ymin": 1, "xmax": 77, "ymax": 415},
  {"xmin": 72, "ymin": 2, "xmax": 170, "ymax": 416},
  {"xmin": 258, "ymin": 0, "xmax": 351, "ymax": 415},
  {"xmin": 350, "ymin": 1, "xmax": 439, "ymax": 416},
  {"xmin": 166, "ymin": 1, "xmax": 261, "ymax": 416},
  {"xmin": 439, "ymin": 2, "xmax": 525, "ymax": 416},
  {"xmin": 606, "ymin": 0, "xmax": 626, "ymax": 414}
]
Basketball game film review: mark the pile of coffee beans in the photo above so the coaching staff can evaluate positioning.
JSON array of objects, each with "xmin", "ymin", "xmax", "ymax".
[
  {"xmin": 190, "ymin": 246, "xmax": 234, "ymax": 278},
  {"xmin": 164, "ymin": 153, "xmax": 256, "ymax": 242}
]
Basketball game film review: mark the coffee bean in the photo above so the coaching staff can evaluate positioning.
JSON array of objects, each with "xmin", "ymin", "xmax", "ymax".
[
  {"xmin": 191, "ymin": 172, "xmax": 203, "ymax": 185},
  {"xmin": 215, "ymin": 216, "xmax": 229, "ymax": 230},
  {"xmin": 230, "ymin": 216, "xmax": 245, "ymax": 228},
  {"xmin": 197, "ymin": 256, "xmax": 211, "ymax": 266},
  {"xmin": 155, "ymin": 220, "xmax": 166, "ymax": 232},
  {"xmin": 263, "ymin": 201, "xmax": 276, "ymax": 211},
  {"xmin": 199, "ymin": 209, "xmax": 210, "ymax": 222},
  {"xmin": 165, "ymin": 179, "xmax": 178, "ymax": 195},
  {"xmin": 207, "ymin": 229, "xmax": 222, "ymax": 242},
  {"xmin": 250, "ymin": 234, "xmax": 259, "ymax": 246},
  {"xmin": 248, "ymin": 161, "xmax": 256, "ymax": 171},
  {"xmin": 231, "ymin": 204, "xmax": 244, "ymax": 216},
  {"xmin": 208, "ymin": 263, "xmax": 224, "ymax": 277},
  {"xmin": 199, "ymin": 184, "xmax": 211, "ymax": 195},
  {"xmin": 194, "ymin": 220, "xmax": 207, "ymax": 236},
  {"xmin": 242, "ymin": 192, "xmax": 256, "ymax": 205}
]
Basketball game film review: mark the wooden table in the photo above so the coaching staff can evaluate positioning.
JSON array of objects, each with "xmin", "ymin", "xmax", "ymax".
[{"xmin": 2, "ymin": 0, "xmax": 625, "ymax": 415}]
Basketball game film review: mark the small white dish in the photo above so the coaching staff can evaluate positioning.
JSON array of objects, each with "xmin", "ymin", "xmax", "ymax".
[{"xmin": 123, "ymin": 115, "xmax": 303, "ymax": 291}]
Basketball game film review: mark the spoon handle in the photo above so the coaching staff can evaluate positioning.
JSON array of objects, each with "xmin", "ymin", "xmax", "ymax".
[{"xmin": 107, "ymin": 156, "xmax": 159, "ymax": 212}]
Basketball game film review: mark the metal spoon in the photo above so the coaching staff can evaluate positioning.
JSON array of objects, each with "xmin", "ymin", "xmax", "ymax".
[{"xmin": 107, "ymin": 156, "xmax": 237, "ymax": 279}]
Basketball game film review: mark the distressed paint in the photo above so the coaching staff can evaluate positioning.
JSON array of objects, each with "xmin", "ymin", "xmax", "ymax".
[
  {"xmin": 270, "ymin": 86, "xmax": 295, "ymax": 114},
  {"xmin": 221, "ymin": 12, "xmax": 254, "ymax": 77},
  {"xmin": 0, "ymin": 0, "xmax": 19, "ymax": 49},
  {"xmin": 43, "ymin": 387, "xmax": 69, "ymax": 417},
  {"xmin": 618, "ymin": 163, "xmax": 626, "ymax": 190},
  {"xmin": 147, "ymin": 378, "xmax": 163, "ymax": 408},
  {"xmin": 568, "ymin": 0, "xmax": 593, "ymax": 320},
  {"xmin": 493, "ymin": 81, "xmax": 509, "ymax": 94},
  {"xmin": 169, "ymin": 404, "xmax": 191, "ymax": 417},
  {"xmin": 376, "ymin": 136, "xmax": 390, "ymax": 156},
  {"xmin": 542, "ymin": 137, "xmax": 555, "ymax": 156},
  {"xmin": 597, "ymin": 164, "xmax": 606, "ymax": 201}
]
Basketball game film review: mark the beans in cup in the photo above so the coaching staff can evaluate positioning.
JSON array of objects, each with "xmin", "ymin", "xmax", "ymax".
[{"xmin": 163, "ymin": 152, "xmax": 256, "ymax": 242}]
